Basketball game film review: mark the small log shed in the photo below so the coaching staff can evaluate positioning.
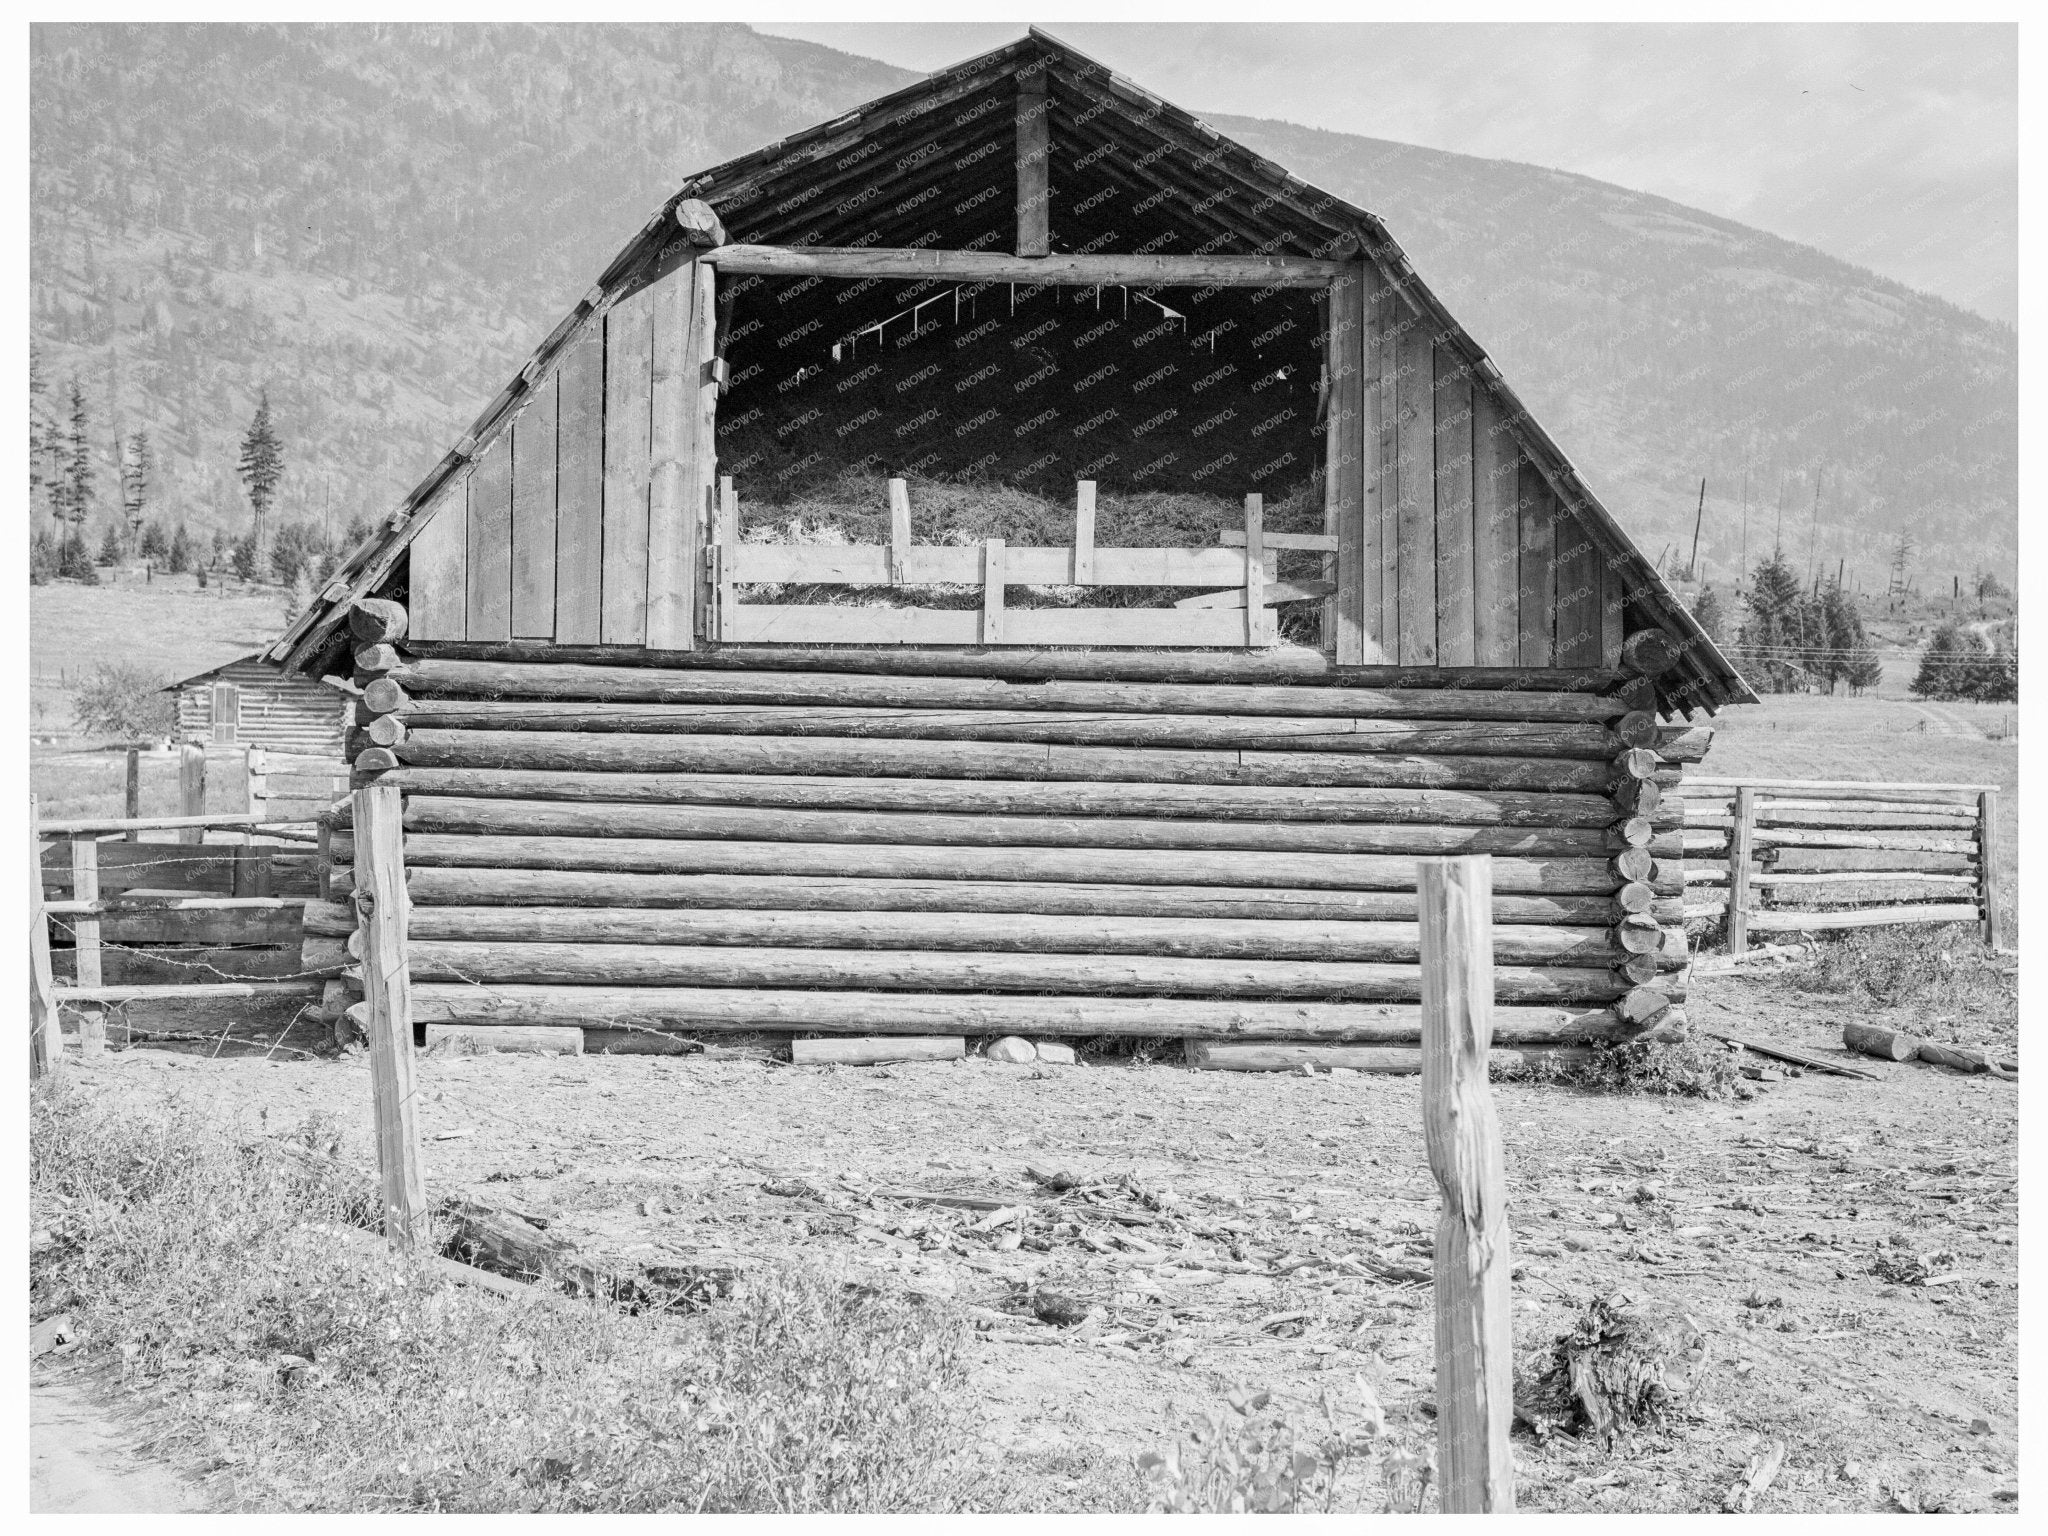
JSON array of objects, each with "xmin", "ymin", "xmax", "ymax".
[
  {"xmin": 168, "ymin": 653, "xmax": 351, "ymax": 756},
  {"xmin": 270, "ymin": 28, "xmax": 1752, "ymax": 1059}
]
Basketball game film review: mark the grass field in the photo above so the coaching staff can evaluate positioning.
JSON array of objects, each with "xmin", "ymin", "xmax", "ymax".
[{"xmin": 30, "ymin": 575, "xmax": 292, "ymax": 745}]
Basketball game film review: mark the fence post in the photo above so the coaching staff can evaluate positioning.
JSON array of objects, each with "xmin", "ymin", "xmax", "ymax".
[
  {"xmin": 1978, "ymin": 789, "xmax": 2007, "ymax": 949},
  {"xmin": 124, "ymin": 748, "xmax": 142, "ymax": 841},
  {"xmin": 1419, "ymin": 854, "xmax": 1515, "ymax": 1513},
  {"xmin": 1725, "ymin": 786, "xmax": 1756, "ymax": 955},
  {"xmin": 68, "ymin": 835, "xmax": 106, "ymax": 1056},
  {"xmin": 179, "ymin": 743, "xmax": 207, "ymax": 845},
  {"xmin": 351, "ymin": 781, "xmax": 426, "ymax": 1250},
  {"xmin": 30, "ymin": 797, "xmax": 61, "ymax": 1077}
]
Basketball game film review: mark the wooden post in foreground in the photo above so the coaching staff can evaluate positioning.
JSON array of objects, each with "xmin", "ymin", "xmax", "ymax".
[
  {"xmin": 1725, "ymin": 785, "xmax": 1756, "ymax": 956},
  {"xmin": 29, "ymin": 797, "xmax": 61, "ymax": 1078},
  {"xmin": 123, "ymin": 748, "xmax": 141, "ymax": 841},
  {"xmin": 1419, "ymin": 855, "xmax": 1515, "ymax": 1513},
  {"xmin": 1977, "ymin": 789, "xmax": 2007, "ymax": 949},
  {"xmin": 69, "ymin": 835, "xmax": 105, "ymax": 1057},
  {"xmin": 351, "ymin": 781, "xmax": 426, "ymax": 1250},
  {"xmin": 178, "ymin": 743, "xmax": 207, "ymax": 845}
]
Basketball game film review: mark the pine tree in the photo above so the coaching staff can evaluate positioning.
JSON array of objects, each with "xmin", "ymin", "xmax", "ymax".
[
  {"xmin": 284, "ymin": 565, "xmax": 315, "ymax": 625},
  {"xmin": 1911, "ymin": 621, "xmax": 1980, "ymax": 701},
  {"xmin": 237, "ymin": 390, "xmax": 284, "ymax": 555},
  {"xmin": 1816, "ymin": 582, "xmax": 1872, "ymax": 694},
  {"xmin": 56, "ymin": 379, "xmax": 96, "ymax": 559},
  {"xmin": 1690, "ymin": 586, "xmax": 1727, "ymax": 648},
  {"xmin": 98, "ymin": 520, "xmax": 124, "ymax": 565},
  {"xmin": 167, "ymin": 523, "xmax": 192, "ymax": 574},
  {"xmin": 121, "ymin": 429, "xmax": 153, "ymax": 543},
  {"xmin": 139, "ymin": 519, "xmax": 169, "ymax": 561},
  {"xmin": 1736, "ymin": 552, "xmax": 1812, "ymax": 692}
]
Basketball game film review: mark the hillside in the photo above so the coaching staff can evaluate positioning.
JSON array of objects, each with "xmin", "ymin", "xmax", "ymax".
[{"xmin": 30, "ymin": 23, "xmax": 2014, "ymax": 581}]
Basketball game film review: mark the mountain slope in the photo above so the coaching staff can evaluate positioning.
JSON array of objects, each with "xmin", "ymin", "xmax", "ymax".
[{"xmin": 29, "ymin": 24, "xmax": 2013, "ymax": 582}]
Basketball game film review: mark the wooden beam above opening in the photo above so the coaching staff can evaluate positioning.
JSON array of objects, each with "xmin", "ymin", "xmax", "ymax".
[{"xmin": 700, "ymin": 245, "xmax": 1345, "ymax": 288}]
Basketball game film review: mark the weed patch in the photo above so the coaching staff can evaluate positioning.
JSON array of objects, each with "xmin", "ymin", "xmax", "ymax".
[
  {"xmin": 1510, "ymin": 1037, "xmax": 1747, "ymax": 1100},
  {"xmin": 31, "ymin": 1077, "xmax": 979, "ymax": 1512}
]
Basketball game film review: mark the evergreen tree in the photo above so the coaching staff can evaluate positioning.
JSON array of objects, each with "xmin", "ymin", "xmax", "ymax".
[
  {"xmin": 121, "ymin": 429, "xmax": 153, "ymax": 543},
  {"xmin": 1911, "ymin": 621, "xmax": 1981, "ymax": 700},
  {"xmin": 1690, "ymin": 586, "xmax": 1727, "ymax": 648},
  {"xmin": 139, "ymin": 519, "xmax": 169, "ymax": 561},
  {"xmin": 1736, "ymin": 552, "xmax": 1812, "ymax": 693},
  {"xmin": 284, "ymin": 565, "xmax": 315, "ymax": 625},
  {"xmin": 231, "ymin": 530, "xmax": 260, "ymax": 581},
  {"xmin": 269, "ymin": 519, "xmax": 323, "ymax": 585},
  {"xmin": 98, "ymin": 520, "xmax": 124, "ymax": 565},
  {"xmin": 1816, "ymin": 582, "xmax": 1871, "ymax": 694},
  {"xmin": 237, "ymin": 390, "xmax": 284, "ymax": 551},
  {"xmin": 30, "ymin": 526, "xmax": 57, "ymax": 585},
  {"xmin": 54, "ymin": 379, "xmax": 96, "ymax": 559},
  {"xmin": 167, "ymin": 523, "xmax": 192, "ymax": 574}
]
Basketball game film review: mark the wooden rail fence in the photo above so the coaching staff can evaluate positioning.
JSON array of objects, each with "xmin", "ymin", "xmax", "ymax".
[
  {"xmin": 1676, "ymin": 777, "xmax": 2006, "ymax": 952},
  {"xmin": 30, "ymin": 801, "xmax": 335, "ymax": 1064}
]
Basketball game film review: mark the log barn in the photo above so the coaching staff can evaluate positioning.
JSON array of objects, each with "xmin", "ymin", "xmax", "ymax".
[{"xmin": 271, "ymin": 29, "xmax": 1751, "ymax": 1063}]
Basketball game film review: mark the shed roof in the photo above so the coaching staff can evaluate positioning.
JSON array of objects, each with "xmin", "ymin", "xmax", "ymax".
[
  {"xmin": 268, "ymin": 25, "xmax": 1751, "ymax": 713},
  {"xmin": 164, "ymin": 653, "xmax": 350, "ymax": 694}
]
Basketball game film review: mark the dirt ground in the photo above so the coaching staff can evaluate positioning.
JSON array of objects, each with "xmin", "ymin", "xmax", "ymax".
[
  {"xmin": 30, "ymin": 1371, "xmax": 204, "ymax": 1513},
  {"xmin": 62, "ymin": 967, "xmax": 2018, "ymax": 1515}
]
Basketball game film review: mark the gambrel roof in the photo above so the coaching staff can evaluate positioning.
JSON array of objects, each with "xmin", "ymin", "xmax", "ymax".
[{"xmin": 270, "ymin": 25, "xmax": 1751, "ymax": 713}]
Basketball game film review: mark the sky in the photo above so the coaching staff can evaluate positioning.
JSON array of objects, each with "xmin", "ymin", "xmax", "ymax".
[{"xmin": 757, "ymin": 22, "xmax": 2017, "ymax": 324}]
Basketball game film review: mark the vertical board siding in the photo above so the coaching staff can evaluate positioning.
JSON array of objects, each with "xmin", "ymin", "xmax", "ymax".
[
  {"xmin": 601, "ymin": 289, "xmax": 656, "ymax": 644},
  {"xmin": 1327, "ymin": 264, "xmax": 1369, "ymax": 664},
  {"xmin": 1375, "ymin": 284, "xmax": 1402, "ymax": 659},
  {"xmin": 1470, "ymin": 389, "xmax": 1520, "ymax": 666},
  {"xmin": 1393, "ymin": 319, "xmax": 1437, "ymax": 665},
  {"xmin": 1553, "ymin": 513, "xmax": 1601, "ymax": 667},
  {"xmin": 1599, "ymin": 552, "xmax": 1626, "ymax": 666},
  {"xmin": 1432, "ymin": 348, "xmax": 1476, "ymax": 667},
  {"xmin": 681, "ymin": 260, "xmax": 720, "ymax": 643},
  {"xmin": 644, "ymin": 262, "xmax": 694, "ymax": 651},
  {"xmin": 405, "ymin": 473, "xmax": 468, "ymax": 641},
  {"xmin": 465, "ymin": 435, "xmax": 514, "ymax": 642},
  {"xmin": 553, "ymin": 329, "xmax": 606, "ymax": 645},
  {"xmin": 1357, "ymin": 269, "xmax": 1385, "ymax": 662},
  {"xmin": 1516, "ymin": 458, "xmax": 1556, "ymax": 667},
  {"xmin": 511, "ymin": 372, "xmax": 559, "ymax": 639}
]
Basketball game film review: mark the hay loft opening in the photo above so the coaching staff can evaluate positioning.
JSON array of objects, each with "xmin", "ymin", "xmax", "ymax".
[{"xmin": 719, "ymin": 276, "xmax": 1323, "ymax": 509}]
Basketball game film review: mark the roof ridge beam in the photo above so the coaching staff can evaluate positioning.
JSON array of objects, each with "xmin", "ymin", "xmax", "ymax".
[{"xmin": 700, "ymin": 245, "xmax": 1344, "ymax": 288}]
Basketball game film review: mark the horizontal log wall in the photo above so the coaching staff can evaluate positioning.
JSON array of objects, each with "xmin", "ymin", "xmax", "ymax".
[{"xmin": 341, "ymin": 653, "xmax": 1698, "ymax": 1043}]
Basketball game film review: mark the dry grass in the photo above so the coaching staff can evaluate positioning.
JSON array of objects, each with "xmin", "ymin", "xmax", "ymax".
[
  {"xmin": 32, "ymin": 575, "xmax": 290, "ymax": 745},
  {"xmin": 1790, "ymin": 924, "xmax": 2017, "ymax": 1057},
  {"xmin": 31, "ymin": 1078, "xmax": 982, "ymax": 1513}
]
